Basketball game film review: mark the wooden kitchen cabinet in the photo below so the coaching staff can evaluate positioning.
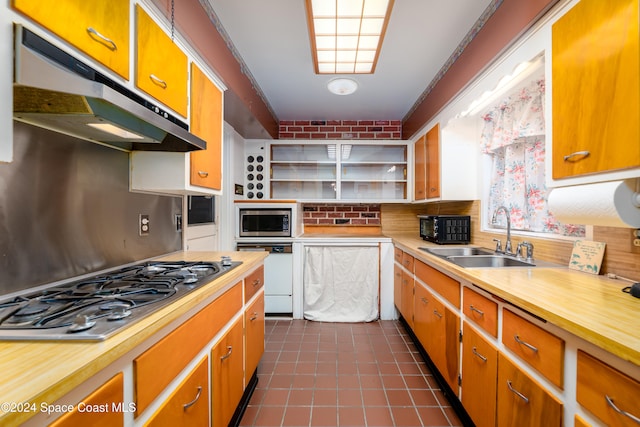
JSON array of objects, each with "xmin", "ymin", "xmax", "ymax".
[
  {"xmin": 135, "ymin": 5, "xmax": 188, "ymax": 117},
  {"xmin": 461, "ymin": 323, "xmax": 497, "ymax": 427},
  {"xmin": 393, "ymin": 263, "xmax": 402, "ymax": 311},
  {"xmin": 244, "ymin": 292, "xmax": 265, "ymax": 388},
  {"xmin": 144, "ymin": 356, "xmax": 209, "ymax": 427},
  {"xmin": 12, "ymin": 0, "xmax": 130, "ymax": 79},
  {"xmin": 413, "ymin": 281, "xmax": 432, "ymax": 348},
  {"xmin": 413, "ymin": 125, "xmax": 440, "ymax": 200},
  {"xmin": 463, "ymin": 286, "xmax": 498, "ymax": 337},
  {"xmin": 212, "ymin": 317, "xmax": 244, "ymax": 427},
  {"xmin": 502, "ymin": 308, "xmax": 564, "ymax": 389},
  {"xmin": 415, "ymin": 259, "xmax": 460, "ymax": 309},
  {"xmin": 189, "ymin": 63, "xmax": 223, "ymax": 190},
  {"xmin": 49, "ymin": 373, "xmax": 124, "ymax": 427},
  {"xmin": 497, "ymin": 353, "xmax": 563, "ymax": 427},
  {"xmin": 427, "ymin": 296, "xmax": 460, "ymax": 392},
  {"xmin": 551, "ymin": 0, "xmax": 640, "ymax": 179},
  {"xmin": 401, "ymin": 270, "xmax": 415, "ymax": 328},
  {"xmin": 413, "ymin": 134, "xmax": 427, "ymax": 200},
  {"xmin": 134, "ymin": 282, "xmax": 242, "ymax": 416},
  {"xmin": 577, "ymin": 350, "xmax": 640, "ymax": 426},
  {"xmin": 244, "ymin": 265, "xmax": 264, "ymax": 302}
]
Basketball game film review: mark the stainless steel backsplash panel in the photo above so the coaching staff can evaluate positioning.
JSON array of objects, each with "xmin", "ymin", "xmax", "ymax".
[{"xmin": 0, "ymin": 122, "xmax": 182, "ymax": 295}]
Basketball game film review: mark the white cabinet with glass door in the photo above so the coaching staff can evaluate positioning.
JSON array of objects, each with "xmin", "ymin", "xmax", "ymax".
[{"xmin": 269, "ymin": 141, "xmax": 408, "ymax": 202}]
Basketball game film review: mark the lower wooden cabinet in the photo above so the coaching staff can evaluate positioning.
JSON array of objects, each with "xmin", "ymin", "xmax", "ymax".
[
  {"xmin": 461, "ymin": 323, "xmax": 497, "ymax": 427},
  {"xmin": 577, "ymin": 350, "xmax": 640, "ymax": 426},
  {"xmin": 245, "ymin": 292, "xmax": 265, "ymax": 387},
  {"xmin": 497, "ymin": 353, "xmax": 563, "ymax": 427},
  {"xmin": 49, "ymin": 373, "xmax": 124, "ymax": 427},
  {"xmin": 144, "ymin": 356, "xmax": 209, "ymax": 426},
  {"xmin": 428, "ymin": 297, "xmax": 460, "ymax": 392},
  {"xmin": 212, "ymin": 317, "xmax": 244, "ymax": 427},
  {"xmin": 401, "ymin": 270, "xmax": 415, "ymax": 327}
]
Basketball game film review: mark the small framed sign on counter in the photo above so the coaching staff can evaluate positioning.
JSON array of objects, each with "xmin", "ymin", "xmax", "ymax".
[{"xmin": 569, "ymin": 240, "xmax": 606, "ymax": 274}]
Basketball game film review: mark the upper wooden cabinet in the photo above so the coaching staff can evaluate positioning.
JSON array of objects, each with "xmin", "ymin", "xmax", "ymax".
[
  {"xmin": 190, "ymin": 63, "xmax": 223, "ymax": 190},
  {"xmin": 12, "ymin": 0, "xmax": 130, "ymax": 79},
  {"xmin": 135, "ymin": 5, "xmax": 188, "ymax": 117},
  {"xmin": 413, "ymin": 134, "xmax": 427, "ymax": 200},
  {"xmin": 413, "ymin": 124, "xmax": 440, "ymax": 200},
  {"xmin": 551, "ymin": 0, "xmax": 640, "ymax": 179}
]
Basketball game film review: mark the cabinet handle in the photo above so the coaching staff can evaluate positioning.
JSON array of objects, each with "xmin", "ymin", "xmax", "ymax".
[
  {"xmin": 149, "ymin": 74, "xmax": 168, "ymax": 89},
  {"xmin": 253, "ymin": 278, "xmax": 262, "ymax": 287},
  {"xmin": 563, "ymin": 150, "xmax": 590, "ymax": 162},
  {"xmin": 183, "ymin": 386, "xmax": 202, "ymax": 411},
  {"xmin": 250, "ymin": 312, "xmax": 258, "ymax": 321},
  {"xmin": 606, "ymin": 395, "xmax": 640, "ymax": 424},
  {"xmin": 506, "ymin": 380, "xmax": 529, "ymax": 403},
  {"xmin": 197, "ymin": 171, "xmax": 209, "ymax": 177},
  {"xmin": 433, "ymin": 309, "xmax": 443, "ymax": 319},
  {"xmin": 469, "ymin": 305, "xmax": 484, "ymax": 317},
  {"xmin": 514, "ymin": 334, "xmax": 539, "ymax": 353},
  {"xmin": 472, "ymin": 347, "xmax": 487, "ymax": 362},
  {"xmin": 86, "ymin": 27, "xmax": 117, "ymax": 51},
  {"xmin": 420, "ymin": 297, "xmax": 428, "ymax": 305},
  {"xmin": 220, "ymin": 345, "xmax": 233, "ymax": 361}
]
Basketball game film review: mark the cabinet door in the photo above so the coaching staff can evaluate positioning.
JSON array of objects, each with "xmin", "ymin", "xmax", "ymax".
[
  {"xmin": 212, "ymin": 318, "xmax": 244, "ymax": 427},
  {"xmin": 190, "ymin": 63, "xmax": 223, "ymax": 190},
  {"xmin": 49, "ymin": 373, "xmax": 124, "ymax": 427},
  {"xmin": 135, "ymin": 5, "xmax": 188, "ymax": 117},
  {"xmin": 413, "ymin": 282, "xmax": 432, "ymax": 348},
  {"xmin": 12, "ymin": 0, "xmax": 129, "ymax": 79},
  {"xmin": 428, "ymin": 298, "xmax": 460, "ymax": 392},
  {"xmin": 461, "ymin": 323, "xmax": 497, "ymax": 427},
  {"xmin": 401, "ymin": 270, "xmax": 414, "ymax": 327},
  {"xmin": 497, "ymin": 353, "xmax": 562, "ymax": 427},
  {"xmin": 144, "ymin": 356, "xmax": 209, "ymax": 427},
  {"xmin": 552, "ymin": 0, "xmax": 640, "ymax": 178},
  {"xmin": 414, "ymin": 134, "xmax": 427, "ymax": 200},
  {"xmin": 245, "ymin": 293, "xmax": 265, "ymax": 387},
  {"xmin": 425, "ymin": 123, "xmax": 441, "ymax": 199},
  {"xmin": 393, "ymin": 264, "xmax": 402, "ymax": 311}
]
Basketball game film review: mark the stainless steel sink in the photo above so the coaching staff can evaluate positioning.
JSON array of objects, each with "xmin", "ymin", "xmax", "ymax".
[
  {"xmin": 419, "ymin": 247, "xmax": 494, "ymax": 257},
  {"xmin": 445, "ymin": 255, "xmax": 535, "ymax": 268}
]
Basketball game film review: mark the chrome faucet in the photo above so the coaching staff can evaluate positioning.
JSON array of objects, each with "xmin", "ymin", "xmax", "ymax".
[
  {"xmin": 492, "ymin": 206, "xmax": 513, "ymax": 255},
  {"xmin": 517, "ymin": 241, "xmax": 534, "ymax": 261}
]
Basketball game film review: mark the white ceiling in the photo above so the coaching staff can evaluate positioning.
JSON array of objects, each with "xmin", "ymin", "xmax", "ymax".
[{"xmin": 206, "ymin": 0, "xmax": 494, "ymax": 122}]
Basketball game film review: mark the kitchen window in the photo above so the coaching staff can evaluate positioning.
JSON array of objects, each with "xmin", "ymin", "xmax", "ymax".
[{"xmin": 479, "ymin": 68, "xmax": 585, "ymax": 238}]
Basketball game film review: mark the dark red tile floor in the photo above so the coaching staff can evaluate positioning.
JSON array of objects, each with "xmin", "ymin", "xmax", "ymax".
[{"xmin": 239, "ymin": 319, "xmax": 463, "ymax": 427}]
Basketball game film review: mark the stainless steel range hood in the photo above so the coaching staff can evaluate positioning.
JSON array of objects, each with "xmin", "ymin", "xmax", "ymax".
[{"xmin": 13, "ymin": 25, "xmax": 206, "ymax": 152}]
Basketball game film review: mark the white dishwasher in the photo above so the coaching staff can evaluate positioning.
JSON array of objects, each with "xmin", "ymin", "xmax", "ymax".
[{"xmin": 236, "ymin": 243, "xmax": 293, "ymax": 315}]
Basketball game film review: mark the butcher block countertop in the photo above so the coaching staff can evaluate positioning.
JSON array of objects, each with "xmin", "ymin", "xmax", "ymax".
[
  {"xmin": 0, "ymin": 251, "xmax": 267, "ymax": 427},
  {"xmin": 390, "ymin": 232, "xmax": 640, "ymax": 367}
]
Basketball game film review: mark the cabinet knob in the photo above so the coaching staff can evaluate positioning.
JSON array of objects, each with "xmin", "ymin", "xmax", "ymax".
[{"xmin": 86, "ymin": 27, "xmax": 117, "ymax": 51}]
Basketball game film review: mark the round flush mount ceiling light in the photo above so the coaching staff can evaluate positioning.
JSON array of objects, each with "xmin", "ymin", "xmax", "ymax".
[{"xmin": 327, "ymin": 78, "xmax": 358, "ymax": 95}]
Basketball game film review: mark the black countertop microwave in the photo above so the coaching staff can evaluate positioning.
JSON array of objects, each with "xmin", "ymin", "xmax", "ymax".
[{"xmin": 419, "ymin": 215, "xmax": 470, "ymax": 244}]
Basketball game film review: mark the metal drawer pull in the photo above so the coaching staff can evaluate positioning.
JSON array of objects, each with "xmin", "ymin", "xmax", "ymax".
[
  {"xmin": 183, "ymin": 386, "xmax": 202, "ymax": 410},
  {"xmin": 253, "ymin": 279, "xmax": 261, "ymax": 286},
  {"xmin": 507, "ymin": 380, "xmax": 529, "ymax": 403},
  {"xmin": 469, "ymin": 305, "xmax": 484, "ymax": 316},
  {"xmin": 220, "ymin": 345, "xmax": 233, "ymax": 361},
  {"xmin": 563, "ymin": 150, "xmax": 590, "ymax": 162},
  {"xmin": 250, "ymin": 312, "xmax": 258, "ymax": 321},
  {"xmin": 606, "ymin": 395, "xmax": 640, "ymax": 424},
  {"xmin": 514, "ymin": 334, "xmax": 539, "ymax": 353},
  {"xmin": 197, "ymin": 171, "xmax": 209, "ymax": 177},
  {"xmin": 149, "ymin": 74, "xmax": 168, "ymax": 89},
  {"xmin": 420, "ymin": 297, "xmax": 428, "ymax": 304},
  {"xmin": 433, "ymin": 309, "xmax": 443, "ymax": 319},
  {"xmin": 87, "ymin": 27, "xmax": 117, "ymax": 50},
  {"xmin": 472, "ymin": 347, "xmax": 487, "ymax": 362}
]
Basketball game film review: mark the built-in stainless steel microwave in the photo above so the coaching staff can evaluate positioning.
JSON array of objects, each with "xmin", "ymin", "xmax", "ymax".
[{"xmin": 239, "ymin": 208, "xmax": 291, "ymax": 237}]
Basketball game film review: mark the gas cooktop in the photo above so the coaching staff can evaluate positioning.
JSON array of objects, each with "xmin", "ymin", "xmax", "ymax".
[{"xmin": 0, "ymin": 259, "xmax": 241, "ymax": 341}]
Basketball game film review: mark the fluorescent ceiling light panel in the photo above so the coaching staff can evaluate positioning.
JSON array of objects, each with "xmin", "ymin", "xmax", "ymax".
[{"xmin": 306, "ymin": 0, "xmax": 394, "ymax": 74}]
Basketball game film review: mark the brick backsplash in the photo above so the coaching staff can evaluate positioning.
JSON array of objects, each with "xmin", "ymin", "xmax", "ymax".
[
  {"xmin": 303, "ymin": 203, "xmax": 381, "ymax": 226},
  {"xmin": 279, "ymin": 120, "xmax": 401, "ymax": 139}
]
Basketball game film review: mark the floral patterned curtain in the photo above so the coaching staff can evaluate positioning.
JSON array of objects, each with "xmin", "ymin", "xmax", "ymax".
[{"xmin": 480, "ymin": 77, "xmax": 584, "ymax": 237}]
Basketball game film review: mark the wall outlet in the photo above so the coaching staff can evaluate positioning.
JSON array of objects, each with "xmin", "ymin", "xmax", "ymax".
[{"xmin": 139, "ymin": 214, "xmax": 150, "ymax": 236}]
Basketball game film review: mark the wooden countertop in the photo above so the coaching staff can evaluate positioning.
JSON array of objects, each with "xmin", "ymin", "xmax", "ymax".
[
  {"xmin": 0, "ymin": 251, "xmax": 267, "ymax": 427},
  {"xmin": 389, "ymin": 232, "xmax": 640, "ymax": 366}
]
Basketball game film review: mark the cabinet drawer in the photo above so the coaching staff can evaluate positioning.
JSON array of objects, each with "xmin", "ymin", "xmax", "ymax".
[
  {"xmin": 463, "ymin": 287, "xmax": 498, "ymax": 337},
  {"xmin": 135, "ymin": 5, "xmax": 188, "ymax": 117},
  {"xmin": 134, "ymin": 282, "xmax": 242, "ymax": 416},
  {"xmin": 12, "ymin": 0, "xmax": 130, "ymax": 79},
  {"xmin": 394, "ymin": 247, "xmax": 403, "ymax": 263},
  {"xmin": 462, "ymin": 323, "xmax": 497, "ymax": 427},
  {"xmin": 245, "ymin": 292, "xmax": 265, "ymax": 386},
  {"xmin": 497, "ymin": 353, "xmax": 563, "ymax": 427},
  {"xmin": 577, "ymin": 350, "xmax": 640, "ymax": 426},
  {"xmin": 502, "ymin": 309, "xmax": 564, "ymax": 389},
  {"xmin": 244, "ymin": 265, "xmax": 264, "ymax": 302},
  {"xmin": 415, "ymin": 260, "xmax": 460, "ymax": 308},
  {"xmin": 144, "ymin": 356, "xmax": 209, "ymax": 427},
  {"xmin": 50, "ymin": 373, "xmax": 123, "ymax": 427},
  {"xmin": 401, "ymin": 252, "xmax": 414, "ymax": 272}
]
